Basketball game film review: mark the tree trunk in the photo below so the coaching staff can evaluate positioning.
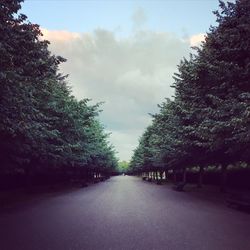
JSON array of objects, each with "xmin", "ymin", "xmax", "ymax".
[
  {"xmin": 160, "ymin": 171, "xmax": 163, "ymax": 180},
  {"xmin": 173, "ymin": 169, "xmax": 177, "ymax": 183},
  {"xmin": 197, "ymin": 166, "xmax": 204, "ymax": 188},
  {"xmin": 25, "ymin": 159, "xmax": 35, "ymax": 190},
  {"xmin": 182, "ymin": 168, "xmax": 187, "ymax": 183},
  {"xmin": 220, "ymin": 164, "xmax": 228, "ymax": 192},
  {"xmin": 164, "ymin": 170, "xmax": 167, "ymax": 181},
  {"xmin": 25, "ymin": 165, "xmax": 32, "ymax": 190}
]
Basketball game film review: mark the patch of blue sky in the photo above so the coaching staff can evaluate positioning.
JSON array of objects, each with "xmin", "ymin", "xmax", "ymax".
[{"xmin": 22, "ymin": 0, "xmax": 220, "ymax": 37}]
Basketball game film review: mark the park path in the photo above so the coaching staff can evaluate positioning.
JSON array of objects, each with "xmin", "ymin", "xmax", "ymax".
[{"xmin": 0, "ymin": 176, "xmax": 250, "ymax": 250}]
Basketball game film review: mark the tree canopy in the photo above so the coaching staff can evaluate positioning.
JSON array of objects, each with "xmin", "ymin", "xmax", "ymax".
[
  {"xmin": 129, "ymin": 0, "xmax": 250, "ymax": 177},
  {"xmin": 0, "ymin": 0, "xmax": 118, "ymax": 183}
]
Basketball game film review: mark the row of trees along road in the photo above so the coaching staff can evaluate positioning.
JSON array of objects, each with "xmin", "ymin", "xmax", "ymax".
[
  {"xmin": 0, "ymin": 0, "xmax": 118, "ymax": 189},
  {"xmin": 129, "ymin": 0, "xmax": 250, "ymax": 192}
]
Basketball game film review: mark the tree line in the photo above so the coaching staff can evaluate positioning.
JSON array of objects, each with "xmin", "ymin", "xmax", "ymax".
[
  {"xmin": 129, "ymin": 0, "xmax": 250, "ymax": 191},
  {"xmin": 0, "ymin": 0, "xmax": 118, "ymax": 189}
]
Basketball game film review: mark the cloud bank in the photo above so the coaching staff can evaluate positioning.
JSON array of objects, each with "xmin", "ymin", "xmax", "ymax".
[
  {"xmin": 41, "ymin": 26, "xmax": 197, "ymax": 160},
  {"xmin": 190, "ymin": 33, "xmax": 206, "ymax": 46}
]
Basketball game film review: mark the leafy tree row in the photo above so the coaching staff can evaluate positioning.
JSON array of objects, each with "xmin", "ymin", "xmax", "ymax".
[
  {"xmin": 117, "ymin": 161, "xmax": 130, "ymax": 174},
  {"xmin": 0, "ymin": 0, "xmax": 118, "ymax": 188},
  {"xmin": 129, "ymin": 0, "xmax": 250, "ymax": 191}
]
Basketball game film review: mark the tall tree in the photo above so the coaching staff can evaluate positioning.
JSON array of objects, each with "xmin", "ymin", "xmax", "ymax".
[{"xmin": 0, "ymin": 0, "xmax": 118, "ymax": 185}]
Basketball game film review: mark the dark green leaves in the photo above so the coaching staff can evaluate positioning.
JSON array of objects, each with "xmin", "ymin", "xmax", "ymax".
[
  {"xmin": 0, "ymin": 0, "xmax": 118, "ymax": 176},
  {"xmin": 130, "ymin": 0, "xmax": 250, "ymax": 173}
]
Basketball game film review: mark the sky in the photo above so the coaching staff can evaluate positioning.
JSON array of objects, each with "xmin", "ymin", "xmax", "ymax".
[{"xmin": 21, "ymin": 0, "xmax": 221, "ymax": 161}]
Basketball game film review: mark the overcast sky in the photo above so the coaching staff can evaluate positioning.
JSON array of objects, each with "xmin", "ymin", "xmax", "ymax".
[{"xmin": 22, "ymin": 0, "xmax": 220, "ymax": 161}]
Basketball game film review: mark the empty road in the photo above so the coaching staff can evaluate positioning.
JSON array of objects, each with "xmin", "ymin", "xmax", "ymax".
[{"xmin": 0, "ymin": 176, "xmax": 250, "ymax": 250}]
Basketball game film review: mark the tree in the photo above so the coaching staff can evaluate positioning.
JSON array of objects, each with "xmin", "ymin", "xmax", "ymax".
[
  {"xmin": 118, "ymin": 161, "xmax": 129, "ymax": 174},
  {"xmin": 130, "ymin": 0, "xmax": 250, "ymax": 191},
  {"xmin": 0, "ymin": 0, "xmax": 118, "ymax": 187}
]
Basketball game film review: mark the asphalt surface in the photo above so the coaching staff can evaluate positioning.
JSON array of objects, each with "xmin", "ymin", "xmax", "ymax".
[{"xmin": 0, "ymin": 176, "xmax": 250, "ymax": 250}]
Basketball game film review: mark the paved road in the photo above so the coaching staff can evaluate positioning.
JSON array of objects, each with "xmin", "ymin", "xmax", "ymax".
[{"xmin": 0, "ymin": 176, "xmax": 250, "ymax": 250}]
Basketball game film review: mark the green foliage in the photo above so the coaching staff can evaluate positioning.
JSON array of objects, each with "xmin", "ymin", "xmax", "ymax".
[
  {"xmin": 130, "ymin": 0, "xmax": 250, "ymax": 174},
  {"xmin": 118, "ymin": 161, "xmax": 129, "ymax": 173},
  {"xmin": 0, "ymin": 0, "xmax": 117, "ymax": 178}
]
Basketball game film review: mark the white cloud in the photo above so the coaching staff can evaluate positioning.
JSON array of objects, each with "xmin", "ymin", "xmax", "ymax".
[
  {"xmin": 106, "ymin": 129, "xmax": 143, "ymax": 161},
  {"xmin": 41, "ymin": 28, "xmax": 80, "ymax": 41},
  {"xmin": 41, "ymin": 27, "xmax": 194, "ymax": 160},
  {"xmin": 189, "ymin": 33, "xmax": 206, "ymax": 46}
]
